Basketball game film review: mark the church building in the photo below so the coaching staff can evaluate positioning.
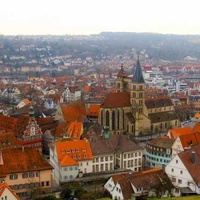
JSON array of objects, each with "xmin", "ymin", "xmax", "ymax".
[{"xmin": 98, "ymin": 58, "xmax": 180, "ymax": 136}]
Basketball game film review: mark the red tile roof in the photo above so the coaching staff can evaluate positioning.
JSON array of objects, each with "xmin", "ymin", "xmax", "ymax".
[
  {"xmin": 87, "ymin": 105, "xmax": 100, "ymax": 117},
  {"xmin": 0, "ymin": 182, "xmax": 20, "ymax": 199},
  {"xmin": 66, "ymin": 122, "xmax": 83, "ymax": 140},
  {"xmin": 178, "ymin": 144, "xmax": 200, "ymax": 185},
  {"xmin": 55, "ymin": 139, "xmax": 93, "ymax": 166},
  {"xmin": 61, "ymin": 102, "xmax": 87, "ymax": 122},
  {"xmin": 0, "ymin": 115, "xmax": 18, "ymax": 132},
  {"xmin": 101, "ymin": 92, "xmax": 131, "ymax": 108},
  {"xmin": 168, "ymin": 127, "xmax": 192, "ymax": 139},
  {"xmin": 0, "ymin": 147, "xmax": 53, "ymax": 177}
]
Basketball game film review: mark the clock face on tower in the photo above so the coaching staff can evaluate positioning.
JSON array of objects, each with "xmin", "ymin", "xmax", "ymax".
[{"xmin": 30, "ymin": 125, "xmax": 35, "ymax": 136}]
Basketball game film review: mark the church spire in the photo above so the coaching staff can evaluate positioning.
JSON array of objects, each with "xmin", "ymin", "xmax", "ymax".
[{"xmin": 132, "ymin": 55, "xmax": 145, "ymax": 83}]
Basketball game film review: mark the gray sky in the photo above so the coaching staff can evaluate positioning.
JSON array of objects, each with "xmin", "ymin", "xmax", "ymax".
[{"xmin": 1, "ymin": 0, "xmax": 200, "ymax": 35}]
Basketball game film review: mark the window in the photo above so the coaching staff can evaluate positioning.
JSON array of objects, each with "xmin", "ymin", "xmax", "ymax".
[
  {"xmin": 178, "ymin": 179, "xmax": 182, "ymax": 184},
  {"xmin": 22, "ymin": 173, "xmax": 28, "ymax": 179},
  {"xmin": 46, "ymin": 181, "xmax": 49, "ymax": 186},
  {"xmin": 171, "ymin": 168, "xmax": 174, "ymax": 172},
  {"xmin": 180, "ymin": 170, "xmax": 183, "ymax": 175},
  {"xmin": 29, "ymin": 172, "xmax": 34, "ymax": 178},
  {"xmin": 176, "ymin": 160, "xmax": 178, "ymax": 164},
  {"xmin": 10, "ymin": 174, "xmax": 18, "ymax": 180}
]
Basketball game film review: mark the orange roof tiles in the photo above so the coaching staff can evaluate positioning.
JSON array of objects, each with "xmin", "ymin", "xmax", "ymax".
[
  {"xmin": 178, "ymin": 133, "xmax": 198, "ymax": 148},
  {"xmin": 59, "ymin": 155, "xmax": 78, "ymax": 167},
  {"xmin": 0, "ymin": 147, "xmax": 53, "ymax": 176},
  {"xmin": 0, "ymin": 182, "xmax": 20, "ymax": 200},
  {"xmin": 23, "ymin": 98, "xmax": 31, "ymax": 105},
  {"xmin": 195, "ymin": 113, "xmax": 200, "ymax": 119},
  {"xmin": 0, "ymin": 132, "xmax": 17, "ymax": 148},
  {"xmin": 87, "ymin": 105, "xmax": 100, "ymax": 117},
  {"xmin": 55, "ymin": 139, "xmax": 93, "ymax": 166},
  {"xmin": 0, "ymin": 115, "xmax": 18, "ymax": 132},
  {"xmin": 61, "ymin": 102, "xmax": 87, "ymax": 122},
  {"xmin": 168, "ymin": 127, "xmax": 192, "ymax": 139},
  {"xmin": 66, "ymin": 122, "xmax": 83, "ymax": 140}
]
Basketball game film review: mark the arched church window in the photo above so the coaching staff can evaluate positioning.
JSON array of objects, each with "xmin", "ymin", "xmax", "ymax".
[{"xmin": 106, "ymin": 111, "xmax": 109, "ymax": 127}]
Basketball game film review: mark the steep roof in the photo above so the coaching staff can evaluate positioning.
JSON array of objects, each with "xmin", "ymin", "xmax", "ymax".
[
  {"xmin": 147, "ymin": 136, "xmax": 174, "ymax": 149},
  {"xmin": 0, "ymin": 115, "xmax": 18, "ymax": 132},
  {"xmin": 148, "ymin": 111, "xmax": 179, "ymax": 123},
  {"xmin": 60, "ymin": 102, "xmax": 87, "ymax": 122},
  {"xmin": 117, "ymin": 64, "xmax": 127, "ymax": 77},
  {"xmin": 0, "ymin": 182, "xmax": 20, "ymax": 200},
  {"xmin": 55, "ymin": 139, "xmax": 93, "ymax": 166},
  {"xmin": 178, "ymin": 144, "xmax": 200, "ymax": 185},
  {"xmin": 87, "ymin": 105, "xmax": 100, "ymax": 117},
  {"xmin": 0, "ymin": 132, "xmax": 17, "ymax": 148},
  {"xmin": 0, "ymin": 147, "xmax": 53, "ymax": 177},
  {"xmin": 101, "ymin": 92, "xmax": 131, "ymax": 108},
  {"xmin": 110, "ymin": 168, "xmax": 170, "ymax": 199},
  {"xmin": 59, "ymin": 155, "xmax": 78, "ymax": 167},
  {"xmin": 145, "ymin": 97, "xmax": 174, "ymax": 109},
  {"xmin": 66, "ymin": 122, "xmax": 83, "ymax": 140},
  {"xmin": 90, "ymin": 134, "xmax": 143, "ymax": 156},
  {"xmin": 132, "ymin": 57, "xmax": 145, "ymax": 84},
  {"xmin": 178, "ymin": 133, "xmax": 199, "ymax": 149},
  {"xmin": 168, "ymin": 127, "xmax": 192, "ymax": 139}
]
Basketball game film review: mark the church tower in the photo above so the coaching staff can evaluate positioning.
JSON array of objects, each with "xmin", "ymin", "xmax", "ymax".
[
  {"xmin": 130, "ymin": 56, "xmax": 145, "ymax": 136},
  {"xmin": 115, "ymin": 64, "xmax": 128, "ymax": 92}
]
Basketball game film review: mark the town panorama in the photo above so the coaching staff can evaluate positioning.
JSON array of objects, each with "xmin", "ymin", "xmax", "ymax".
[{"xmin": 0, "ymin": 32, "xmax": 200, "ymax": 199}]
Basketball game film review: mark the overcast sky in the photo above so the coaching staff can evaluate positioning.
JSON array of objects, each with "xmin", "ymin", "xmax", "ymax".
[{"xmin": 1, "ymin": 0, "xmax": 200, "ymax": 35}]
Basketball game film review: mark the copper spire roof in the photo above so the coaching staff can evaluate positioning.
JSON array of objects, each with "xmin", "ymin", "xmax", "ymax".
[
  {"xmin": 117, "ymin": 64, "xmax": 127, "ymax": 77},
  {"xmin": 132, "ymin": 56, "xmax": 145, "ymax": 84}
]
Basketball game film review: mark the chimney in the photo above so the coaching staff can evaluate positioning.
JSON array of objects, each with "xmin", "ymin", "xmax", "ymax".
[{"xmin": 191, "ymin": 151, "xmax": 196, "ymax": 164}]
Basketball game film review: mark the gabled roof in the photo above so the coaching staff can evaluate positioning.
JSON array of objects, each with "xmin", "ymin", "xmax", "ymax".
[
  {"xmin": 178, "ymin": 144, "xmax": 200, "ymax": 185},
  {"xmin": 55, "ymin": 139, "xmax": 93, "ymax": 166},
  {"xmin": 87, "ymin": 105, "xmax": 100, "ymax": 117},
  {"xmin": 109, "ymin": 168, "xmax": 171, "ymax": 199},
  {"xmin": 145, "ymin": 97, "xmax": 174, "ymax": 109},
  {"xmin": 59, "ymin": 155, "xmax": 78, "ymax": 167},
  {"xmin": 148, "ymin": 111, "xmax": 179, "ymax": 123},
  {"xmin": 0, "ymin": 115, "xmax": 18, "ymax": 132},
  {"xmin": 0, "ymin": 147, "xmax": 53, "ymax": 177},
  {"xmin": 178, "ymin": 133, "xmax": 199, "ymax": 149},
  {"xmin": 90, "ymin": 134, "xmax": 143, "ymax": 156},
  {"xmin": 101, "ymin": 92, "xmax": 131, "ymax": 108},
  {"xmin": 0, "ymin": 132, "xmax": 17, "ymax": 148},
  {"xmin": 14, "ymin": 115, "xmax": 42, "ymax": 138},
  {"xmin": 168, "ymin": 127, "xmax": 192, "ymax": 139},
  {"xmin": 36, "ymin": 117, "xmax": 58, "ymax": 134},
  {"xmin": 60, "ymin": 102, "xmax": 87, "ymax": 122},
  {"xmin": 192, "ymin": 123, "xmax": 200, "ymax": 133},
  {"xmin": 0, "ymin": 182, "xmax": 20, "ymax": 199},
  {"xmin": 147, "ymin": 136, "xmax": 174, "ymax": 149},
  {"xmin": 66, "ymin": 122, "xmax": 83, "ymax": 140},
  {"xmin": 23, "ymin": 98, "xmax": 31, "ymax": 105}
]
